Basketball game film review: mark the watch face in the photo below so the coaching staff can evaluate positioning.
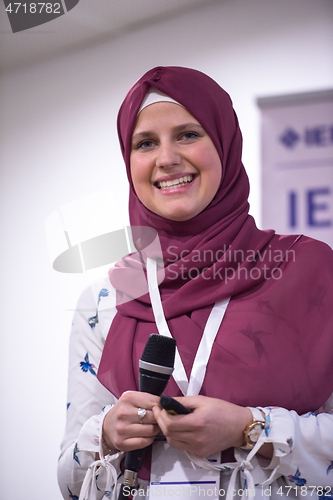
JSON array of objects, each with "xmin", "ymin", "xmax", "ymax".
[{"xmin": 248, "ymin": 423, "xmax": 264, "ymax": 443}]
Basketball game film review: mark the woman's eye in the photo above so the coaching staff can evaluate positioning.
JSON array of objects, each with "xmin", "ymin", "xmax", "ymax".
[
  {"xmin": 137, "ymin": 140, "xmax": 155, "ymax": 149},
  {"xmin": 181, "ymin": 131, "xmax": 199, "ymax": 140}
]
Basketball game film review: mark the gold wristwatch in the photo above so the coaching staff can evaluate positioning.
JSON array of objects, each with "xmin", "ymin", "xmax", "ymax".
[{"xmin": 241, "ymin": 407, "xmax": 265, "ymax": 450}]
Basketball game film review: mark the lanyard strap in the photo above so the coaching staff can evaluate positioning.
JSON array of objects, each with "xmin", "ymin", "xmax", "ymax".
[
  {"xmin": 146, "ymin": 257, "xmax": 230, "ymax": 396},
  {"xmin": 146, "ymin": 257, "xmax": 188, "ymax": 395}
]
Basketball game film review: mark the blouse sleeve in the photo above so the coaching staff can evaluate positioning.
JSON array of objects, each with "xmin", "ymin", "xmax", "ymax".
[
  {"xmin": 231, "ymin": 398, "xmax": 333, "ymax": 492},
  {"xmin": 260, "ymin": 403, "xmax": 333, "ymax": 487},
  {"xmin": 57, "ymin": 276, "xmax": 124, "ymax": 500}
]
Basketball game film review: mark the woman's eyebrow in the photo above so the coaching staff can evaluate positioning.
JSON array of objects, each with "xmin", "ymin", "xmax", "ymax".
[
  {"xmin": 132, "ymin": 130, "xmax": 155, "ymax": 141},
  {"xmin": 173, "ymin": 123, "xmax": 204, "ymax": 133}
]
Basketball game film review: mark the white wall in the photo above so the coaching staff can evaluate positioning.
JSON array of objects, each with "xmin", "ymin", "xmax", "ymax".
[{"xmin": 1, "ymin": 0, "xmax": 332, "ymax": 498}]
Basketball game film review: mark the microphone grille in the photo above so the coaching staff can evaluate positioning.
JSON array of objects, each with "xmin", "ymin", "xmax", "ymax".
[{"xmin": 141, "ymin": 334, "xmax": 176, "ymax": 368}]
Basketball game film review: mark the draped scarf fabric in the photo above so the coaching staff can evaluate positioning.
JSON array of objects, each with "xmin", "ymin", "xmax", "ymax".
[
  {"xmin": 97, "ymin": 67, "xmax": 333, "ymax": 441},
  {"xmin": 98, "ymin": 66, "xmax": 299, "ymax": 396}
]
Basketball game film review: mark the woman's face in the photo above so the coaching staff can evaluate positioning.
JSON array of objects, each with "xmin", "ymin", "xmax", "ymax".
[{"xmin": 130, "ymin": 102, "xmax": 222, "ymax": 222}]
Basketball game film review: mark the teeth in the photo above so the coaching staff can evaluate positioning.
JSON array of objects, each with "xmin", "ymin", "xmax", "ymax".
[{"xmin": 157, "ymin": 175, "xmax": 194, "ymax": 189}]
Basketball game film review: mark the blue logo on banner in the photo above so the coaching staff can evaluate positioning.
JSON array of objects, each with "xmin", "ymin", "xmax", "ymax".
[
  {"xmin": 280, "ymin": 125, "xmax": 333, "ymax": 149},
  {"xmin": 280, "ymin": 128, "xmax": 300, "ymax": 149}
]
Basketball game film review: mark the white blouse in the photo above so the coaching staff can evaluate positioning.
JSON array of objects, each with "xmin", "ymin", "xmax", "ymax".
[{"xmin": 57, "ymin": 273, "xmax": 333, "ymax": 500}]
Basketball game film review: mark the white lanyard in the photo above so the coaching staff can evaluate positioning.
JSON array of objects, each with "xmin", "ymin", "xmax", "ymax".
[{"xmin": 146, "ymin": 257, "xmax": 230, "ymax": 396}]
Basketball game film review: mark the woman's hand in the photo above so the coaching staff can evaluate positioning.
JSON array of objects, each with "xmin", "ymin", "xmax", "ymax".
[
  {"xmin": 102, "ymin": 391, "xmax": 160, "ymax": 453},
  {"xmin": 152, "ymin": 395, "xmax": 253, "ymax": 458}
]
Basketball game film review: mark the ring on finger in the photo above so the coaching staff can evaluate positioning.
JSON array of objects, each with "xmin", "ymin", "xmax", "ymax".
[{"xmin": 137, "ymin": 407, "xmax": 147, "ymax": 423}]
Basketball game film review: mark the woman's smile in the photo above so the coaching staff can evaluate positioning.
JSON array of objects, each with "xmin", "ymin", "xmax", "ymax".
[
  {"xmin": 155, "ymin": 173, "xmax": 195, "ymax": 190},
  {"xmin": 130, "ymin": 101, "xmax": 222, "ymax": 221}
]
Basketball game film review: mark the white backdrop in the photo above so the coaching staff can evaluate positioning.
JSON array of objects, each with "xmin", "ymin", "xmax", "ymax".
[{"xmin": 1, "ymin": 0, "xmax": 333, "ymax": 498}]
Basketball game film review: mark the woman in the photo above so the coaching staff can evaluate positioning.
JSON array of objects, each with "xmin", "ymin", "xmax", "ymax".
[{"xmin": 58, "ymin": 66, "xmax": 333, "ymax": 500}]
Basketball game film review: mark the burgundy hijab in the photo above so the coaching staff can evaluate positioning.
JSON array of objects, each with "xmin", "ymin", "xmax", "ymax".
[{"xmin": 98, "ymin": 67, "xmax": 333, "ymax": 433}]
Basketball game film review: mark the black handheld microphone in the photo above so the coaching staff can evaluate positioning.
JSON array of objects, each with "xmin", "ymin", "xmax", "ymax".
[{"xmin": 118, "ymin": 334, "xmax": 176, "ymax": 499}]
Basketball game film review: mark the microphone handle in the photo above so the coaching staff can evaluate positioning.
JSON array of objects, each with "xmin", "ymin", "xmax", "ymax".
[
  {"xmin": 118, "ymin": 448, "xmax": 148, "ymax": 499},
  {"xmin": 118, "ymin": 371, "xmax": 171, "ymax": 500},
  {"xmin": 124, "ymin": 446, "xmax": 147, "ymax": 473},
  {"xmin": 118, "ymin": 327, "xmax": 176, "ymax": 500},
  {"xmin": 118, "ymin": 470, "xmax": 140, "ymax": 500}
]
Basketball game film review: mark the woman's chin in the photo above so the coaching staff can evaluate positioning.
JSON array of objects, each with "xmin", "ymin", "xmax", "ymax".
[{"xmin": 154, "ymin": 206, "xmax": 199, "ymax": 222}]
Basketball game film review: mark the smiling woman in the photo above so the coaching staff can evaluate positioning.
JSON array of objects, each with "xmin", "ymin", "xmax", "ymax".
[
  {"xmin": 130, "ymin": 100, "xmax": 222, "ymax": 221},
  {"xmin": 57, "ymin": 66, "xmax": 333, "ymax": 500}
]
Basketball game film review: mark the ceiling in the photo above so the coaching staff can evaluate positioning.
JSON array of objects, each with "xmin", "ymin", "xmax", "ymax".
[{"xmin": 0, "ymin": 0, "xmax": 218, "ymax": 73}]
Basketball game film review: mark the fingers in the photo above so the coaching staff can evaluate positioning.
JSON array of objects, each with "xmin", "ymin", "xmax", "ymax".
[
  {"xmin": 153, "ymin": 395, "xmax": 251, "ymax": 457},
  {"xmin": 120, "ymin": 391, "xmax": 160, "ymax": 425},
  {"xmin": 122, "ymin": 390, "xmax": 160, "ymax": 410},
  {"xmin": 153, "ymin": 402, "xmax": 194, "ymax": 435},
  {"xmin": 113, "ymin": 424, "xmax": 160, "ymax": 453},
  {"xmin": 152, "ymin": 405, "xmax": 195, "ymax": 453},
  {"xmin": 102, "ymin": 391, "xmax": 161, "ymax": 452}
]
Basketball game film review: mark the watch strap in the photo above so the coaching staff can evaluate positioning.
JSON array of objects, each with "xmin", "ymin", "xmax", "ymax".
[{"xmin": 240, "ymin": 407, "xmax": 265, "ymax": 450}]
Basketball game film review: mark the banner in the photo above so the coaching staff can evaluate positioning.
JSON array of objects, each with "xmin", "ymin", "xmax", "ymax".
[{"xmin": 258, "ymin": 89, "xmax": 333, "ymax": 248}]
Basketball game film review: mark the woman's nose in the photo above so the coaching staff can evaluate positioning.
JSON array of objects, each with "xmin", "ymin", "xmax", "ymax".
[{"xmin": 155, "ymin": 141, "xmax": 181, "ymax": 169}]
